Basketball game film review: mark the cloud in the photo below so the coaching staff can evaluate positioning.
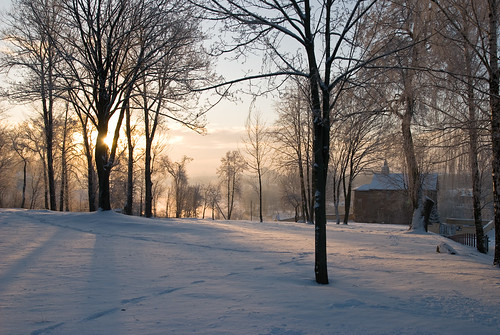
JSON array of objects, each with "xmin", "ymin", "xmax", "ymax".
[{"xmin": 166, "ymin": 126, "xmax": 246, "ymax": 179}]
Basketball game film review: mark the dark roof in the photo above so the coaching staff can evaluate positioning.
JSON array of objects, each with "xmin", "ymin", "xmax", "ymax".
[{"xmin": 355, "ymin": 173, "xmax": 438, "ymax": 192}]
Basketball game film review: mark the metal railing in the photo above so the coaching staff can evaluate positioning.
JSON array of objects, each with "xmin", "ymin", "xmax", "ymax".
[{"xmin": 448, "ymin": 233, "xmax": 489, "ymax": 253}]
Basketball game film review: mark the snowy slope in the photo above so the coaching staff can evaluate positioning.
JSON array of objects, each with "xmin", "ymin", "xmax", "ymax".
[{"xmin": 0, "ymin": 209, "xmax": 499, "ymax": 335}]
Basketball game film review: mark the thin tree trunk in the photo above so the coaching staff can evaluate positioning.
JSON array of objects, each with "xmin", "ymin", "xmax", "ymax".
[
  {"xmin": 466, "ymin": 54, "xmax": 486, "ymax": 253},
  {"xmin": 258, "ymin": 169, "xmax": 263, "ymax": 222},
  {"xmin": 488, "ymin": 0, "xmax": 500, "ymax": 266},
  {"xmin": 143, "ymin": 84, "xmax": 162, "ymax": 218},
  {"xmin": 228, "ymin": 174, "xmax": 235, "ymax": 220},
  {"xmin": 41, "ymin": 61, "xmax": 56, "ymax": 211},
  {"xmin": 140, "ymin": 186, "xmax": 143, "ymax": 216},
  {"xmin": 343, "ymin": 174, "xmax": 354, "ymax": 225},
  {"xmin": 78, "ymin": 114, "xmax": 97, "ymax": 212},
  {"xmin": 85, "ymin": 145, "xmax": 96, "ymax": 212},
  {"xmin": 332, "ymin": 170, "xmax": 342, "ymax": 224},
  {"xmin": 21, "ymin": 159, "xmax": 27, "ymax": 209},
  {"xmin": 59, "ymin": 154, "xmax": 66, "ymax": 211},
  {"xmin": 144, "ymin": 136, "xmax": 153, "ymax": 218},
  {"xmin": 64, "ymin": 169, "xmax": 69, "ymax": 211},
  {"xmin": 306, "ymin": 123, "xmax": 314, "ymax": 223},
  {"xmin": 42, "ymin": 151, "xmax": 48, "ymax": 209},
  {"xmin": 125, "ymin": 103, "xmax": 134, "ymax": 215},
  {"xmin": 298, "ymin": 153, "xmax": 309, "ymax": 222},
  {"xmin": 59, "ymin": 105, "xmax": 69, "ymax": 212},
  {"xmin": 43, "ymin": 117, "xmax": 55, "ymax": 210}
]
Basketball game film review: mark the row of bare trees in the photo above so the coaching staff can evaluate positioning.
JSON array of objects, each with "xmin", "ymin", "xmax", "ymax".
[{"xmin": 1, "ymin": 0, "xmax": 209, "ymax": 215}]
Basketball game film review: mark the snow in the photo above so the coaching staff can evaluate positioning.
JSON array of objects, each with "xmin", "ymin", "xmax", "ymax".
[
  {"xmin": 1, "ymin": 209, "xmax": 499, "ymax": 335},
  {"xmin": 356, "ymin": 173, "xmax": 438, "ymax": 192}
]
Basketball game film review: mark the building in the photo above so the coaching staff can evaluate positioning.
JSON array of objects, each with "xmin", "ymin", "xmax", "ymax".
[{"xmin": 353, "ymin": 161, "xmax": 438, "ymax": 225}]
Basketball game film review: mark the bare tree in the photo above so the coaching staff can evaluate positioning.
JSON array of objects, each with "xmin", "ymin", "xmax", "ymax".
[
  {"xmin": 23, "ymin": 117, "xmax": 50, "ymax": 209},
  {"xmin": 361, "ymin": 0, "xmax": 436, "ymax": 231},
  {"xmin": 432, "ymin": 0, "xmax": 500, "ymax": 264},
  {"xmin": 487, "ymin": 0, "xmax": 500, "ymax": 267},
  {"xmin": 0, "ymin": 116, "xmax": 15, "ymax": 207},
  {"xmin": 273, "ymin": 85, "xmax": 313, "ymax": 223},
  {"xmin": 1, "ymin": 0, "xmax": 66, "ymax": 210},
  {"xmin": 134, "ymin": 44, "xmax": 208, "ymax": 217},
  {"xmin": 184, "ymin": 184, "xmax": 203, "ymax": 218},
  {"xmin": 195, "ymin": 0, "xmax": 389, "ymax": 283},
  {"xmin": 10, "ymin": 124, "xmax": 31, "ymax": 208},
  {"xmin": 242, "ymin": 110, "xmax": 272, "ymax": 222},
  {"xmin": 56, "ymin": 102, "xmax": 79, "ymax": 211},
  {"xmin": 332, "ymin": 114, "xmax": 385, "ymax": 224},
  {"xmin": 74, "ymin": 108, "xmax": 98, "ymax": 211},
  {"xmin": 278, "ymin": 169, "xmax": 302, "ymax": 222},
  {"xmin": 202, "ymin": 182, "xmax": 221, "ymax": 220},
  {"xmin": 425, "ymin": 0, "xmax": 490, "ymax": 252},
  {"xmin": 217, "ymin": 150, "xmax": 246, "ymax": 220},
  {"xmin": 124, "ymin": 102, "xmax": 136, "ymax": 215},
  {"xmin": 48, "ymin": 0, "xmax": 199, "ymax": 210},
  {"xmin": 163, "ymin": 156, "xmax": 192, "ymax": 218}
]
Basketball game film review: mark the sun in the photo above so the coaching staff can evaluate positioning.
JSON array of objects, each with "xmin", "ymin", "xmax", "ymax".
[{"xmin": 102, "ymin": 135, "xmax": 114, "ymax": 148}]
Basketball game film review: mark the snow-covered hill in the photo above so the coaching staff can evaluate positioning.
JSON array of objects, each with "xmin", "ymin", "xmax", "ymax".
[{"xmin": 1, "ymin": 209, "xmax": 499, "ymax": 335}]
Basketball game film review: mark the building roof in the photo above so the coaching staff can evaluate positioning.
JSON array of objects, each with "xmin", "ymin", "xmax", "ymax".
[{"xmin": 355, "ymin": 173, "xmax": 438, "ymax": 192}]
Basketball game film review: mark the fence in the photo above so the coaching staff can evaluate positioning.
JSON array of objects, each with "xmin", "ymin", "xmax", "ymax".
[{"xmin": 448, "ymin": 233, "xmax": 489, "ymax": 253}]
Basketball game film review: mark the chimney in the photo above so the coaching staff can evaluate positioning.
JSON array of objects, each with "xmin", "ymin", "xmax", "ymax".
[{"xmin": 381, "ymin": 160, "xmax": 390, "ymax": 174}]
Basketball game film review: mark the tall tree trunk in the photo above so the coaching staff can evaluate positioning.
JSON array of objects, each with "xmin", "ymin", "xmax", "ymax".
[
  {"xmin": 295, "ymin": 101, "xmax": 309, "ymax": 223},
  {"xmin": 308, "ymin": 60, "xmax": 329, "ymax": 285},
  {"xmin": 59, "ymin": 105, "xmax": 69, "ymax": 212},
  {"xmin": 305, "ymin": 0, "xmax": 331, "ymax": 285},
  {"xmin": 42, "ymin": 151, "xmax": 48, "ymax": 209},
  {"xmin": 59, "ymin": 156, "xmax": 66, "ymax": 211},
  {"xmin": 143, "ymin": 85, "xmax": 161, "ymax": 218},
  {"xmin": 144, "ymin": 135, "xmax": 153, "ymax": 217},
  {"xmin": 78, "ymin": 113, "xmax": 97, "ymax": 212},
  {"xmin": 306, "ymin": 124, "xmax": 314, "ymax": 223},
  {"xmin": 43, "ymin": 104, "xmax": 56, "ymax": 211},
  {"xmin": 401, "ymin": 107, "xmax": 423, "ymax": 231},
  {"xmin": 488, "ymin": 0, "xmax": 500, "ymax": 266},
  {"xmin": 40, "ymin": 54, "xmax": 56, "ymax": 211},
  {"xmin": 95, "ymin": 122, "xmax": 111, "ymax": 211},
  {"xmin": 466, "ymin": 52, "xmax": 486, "ymax": 253},
  {"xmin": 125, "ymin": 104, "xmax": 134, "ymax": 215}
]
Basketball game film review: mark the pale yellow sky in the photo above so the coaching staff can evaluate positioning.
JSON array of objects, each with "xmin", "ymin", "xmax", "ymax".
[{"xmin": 166, "ymin": 93, "xmax": 277, "ymax": 180}]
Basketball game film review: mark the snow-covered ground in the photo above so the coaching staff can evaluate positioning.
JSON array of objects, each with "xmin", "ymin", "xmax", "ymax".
[{"xmin": 1, "ymin": 209, "xmax": 499, "ymax": 335}]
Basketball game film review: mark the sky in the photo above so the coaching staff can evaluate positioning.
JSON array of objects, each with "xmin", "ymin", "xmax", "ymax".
[
  {"xmin": 0, "ymin": 0, "xmax": 280, "ymax": 181},
  {"xmin": 164, "ymin": 92, "xmax": 277, "ymax": 181}
]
